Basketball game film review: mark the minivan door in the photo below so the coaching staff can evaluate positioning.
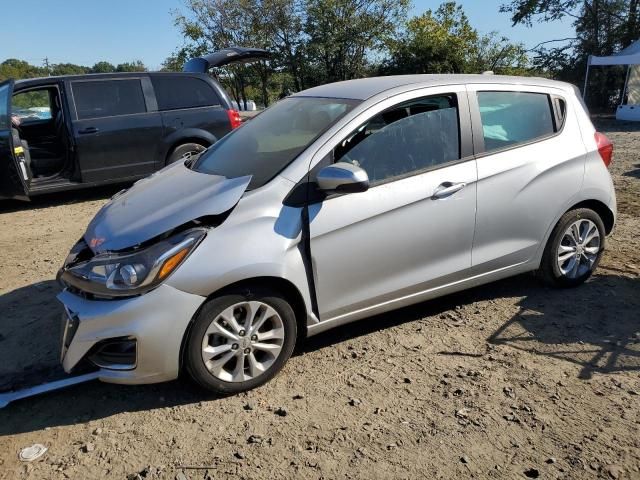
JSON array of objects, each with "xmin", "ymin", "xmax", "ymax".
[
  {"xmin": 0, "ymin": 80, "xmax": 30, "ymax": 199},
  {"xmin": 308, "ymin": 88, "xmax": 477, "ymax": 321},
  {"xmin": 68, "ymin": 77, "xmax": 163, "ymax": 183}
]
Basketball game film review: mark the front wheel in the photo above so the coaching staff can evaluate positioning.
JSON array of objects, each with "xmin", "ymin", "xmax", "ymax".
[
  {"xmin": 185, "ymin": 287, "xmax": 297, "ymax": 394},
  {"xmin": 538, "ymin": 208, "xmax": 605, "ymax": 288}
]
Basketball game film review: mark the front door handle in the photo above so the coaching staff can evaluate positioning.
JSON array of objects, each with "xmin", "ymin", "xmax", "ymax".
[
  {"xmin": 432, "ymin": 182, "xmax": 466, "ymax": 199},
  {"xmin": 78, "ymin": 127, "xmax": 98, "ymax": 135}
]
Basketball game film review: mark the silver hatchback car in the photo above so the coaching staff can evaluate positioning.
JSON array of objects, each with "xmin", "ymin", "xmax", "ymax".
[{"xmin": 58, "ymin": 75, "xmax": 616, "ymax": 394}]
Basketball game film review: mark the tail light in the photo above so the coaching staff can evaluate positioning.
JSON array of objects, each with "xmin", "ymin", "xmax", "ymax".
[
  {"xmin": 227, "ymin": 109, "xmax": 242, "ymax": 129},
  {"xmin": 594, "ymin": 132, "xmax": 613, "ymax": 167}
]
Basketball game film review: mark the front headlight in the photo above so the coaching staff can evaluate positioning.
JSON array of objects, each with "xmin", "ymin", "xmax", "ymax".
[{"xmin": 60, "ymin": 228, "xmax": 206, "ymax": 297}]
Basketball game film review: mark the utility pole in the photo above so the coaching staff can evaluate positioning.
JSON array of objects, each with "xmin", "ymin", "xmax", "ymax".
[{"xmin": 43, "ymin": 57, "xmax": 50, "ymax": 76}]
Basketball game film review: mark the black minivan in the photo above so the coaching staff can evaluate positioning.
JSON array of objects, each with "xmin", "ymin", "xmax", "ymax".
[{"xmin": 0, "ymin": 47, "xmax": 268, "ymax": 200}]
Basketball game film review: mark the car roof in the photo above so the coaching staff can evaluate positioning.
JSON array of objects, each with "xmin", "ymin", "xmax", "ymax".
[
  {"xmin": 293, "ymin": 74, "xmax": 575, "ymax": 100},
  {"xmin": 14, "ymin": 71, "xmax": 206, "ymax": 88}
]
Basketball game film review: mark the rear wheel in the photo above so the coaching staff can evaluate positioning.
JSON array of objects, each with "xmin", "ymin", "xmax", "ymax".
[
  {"xmin": 185, "ymin": 287, "xmax": 297, "ymax": 394},
  {"xmin": 167, "ymin": 142, "xmax": 207, "ymax": 165},
  {"xmin": 538, "ymin": 208, "xmax": 605, "ymax": 288}
]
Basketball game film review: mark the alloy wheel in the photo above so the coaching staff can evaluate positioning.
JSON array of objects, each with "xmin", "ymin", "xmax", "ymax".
[
  {"xmin": 556, "ymin": 219, "xmax": 601, "ymax": 279},
  {"xmin": 201, "ymin": 301, "xmax": 285, "ymax": 382}
]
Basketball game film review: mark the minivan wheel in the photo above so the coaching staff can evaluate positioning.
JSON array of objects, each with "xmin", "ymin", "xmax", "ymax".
[
  {"xmin": 538, "ymin": 208, "xmax": 605, "ymax": 288},
  {"xmin": 185, "ymin": 288, "xmax": 297, "ymax": 394},
  {"xmin": 167, "ymin": 142, "xmax": 207, "ymax": 164}
]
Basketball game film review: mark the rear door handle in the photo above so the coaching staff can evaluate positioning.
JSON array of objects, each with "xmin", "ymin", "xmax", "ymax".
[
  {"xmin": 432, "ymin": 182, "xmax": 466, "ymax": 199},
  {"xmin": 78, "ymin": 127, "xmax": 98, "ymax": 135}
]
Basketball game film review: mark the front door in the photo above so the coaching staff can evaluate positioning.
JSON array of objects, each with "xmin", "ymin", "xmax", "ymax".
[
  {"xmin": 308, "ymin": 88, "xmax": 477, "ymax": 321},
  {"xmin": 68, "ymin": 77, "xmax": 163, "ymax": 183},
  {"xmin": 0, "ymin": 80, "xmax": 29, "ymax": 199}
]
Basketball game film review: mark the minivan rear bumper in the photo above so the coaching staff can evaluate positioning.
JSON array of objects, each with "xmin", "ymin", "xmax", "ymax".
[{"xmin": 57, "ymin": 285, "xmax": 205, "ymax": 385}]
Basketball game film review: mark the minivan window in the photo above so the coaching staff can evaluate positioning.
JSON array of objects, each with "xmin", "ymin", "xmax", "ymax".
[
  {"xmin": 12, "ymin": 89, "xmax": 53, "ymax": 123},
  {"xmin": 193, "ymin": 97, "xmax": 360, "ymax": 189},
  {"xmin": 335, "ymin": 95, "xmax": 460, "ymax": 185},
  {"xmin": 477, "ymin": 91, "xmax": 555, "ymax": 152},
  {"xmin": 152, "ymin": 76, "xmax": 220, "ymax": 110},
  {"xmin": 72, "ymin": 79, "xmax": 146, "ymax": 120}
]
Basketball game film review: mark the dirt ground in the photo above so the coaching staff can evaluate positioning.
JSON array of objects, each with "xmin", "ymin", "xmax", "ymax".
[{"xmin": 0, "ymin": 120, "xmax": 639, "ymax": 480}]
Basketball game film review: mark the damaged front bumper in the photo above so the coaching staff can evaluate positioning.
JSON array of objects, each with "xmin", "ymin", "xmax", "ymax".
[{"xmin": 58, "ymin": 284, "xmax": 205, "ymax": 385}]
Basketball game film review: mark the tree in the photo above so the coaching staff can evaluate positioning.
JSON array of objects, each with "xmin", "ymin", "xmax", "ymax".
[
  {"xmin": 305, "ymin": 0, "xmax": 410, "ymax": 83},
  {"xmin": 116, "ymin": 60, "xmax": 147, "ymax": 72},
  {"xmin": 50, "ymin": 63, "xmax": 88, "ymax": 76},
  {"xmin": 0, "ymin": 59, "xmax": 45, "ymax": 81},
  {"xmin": 501, "ymin": 0, "xmax": 640, "ymax": 109},
  {"xmin": 384, "ymin": 2, "xmax": 527, "ymax": 75},
  {"xmin": 90, "ymin": 61, "xmax": 117, "ymax": 73},
  {"xmin": 172, "ymin": 0, "xmax": 271, "ymax": 107}
]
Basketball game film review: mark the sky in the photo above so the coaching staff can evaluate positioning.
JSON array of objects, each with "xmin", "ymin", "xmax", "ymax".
[{"xmin": 3, "ymin": 0, "xmax": 573, "ymax": 70}]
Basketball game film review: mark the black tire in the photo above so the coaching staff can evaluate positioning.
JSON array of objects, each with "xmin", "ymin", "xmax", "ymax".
[
  {"xmin": 185, "ymin": 287, "xmax": 297, "ymax": 395},
  {"xmin": 167, "ymin": 142, "xmax": 207, "ymax": 165},
  {"xmin": 538, "ymin": 208, "xmax": 605, "ymax": 288}
]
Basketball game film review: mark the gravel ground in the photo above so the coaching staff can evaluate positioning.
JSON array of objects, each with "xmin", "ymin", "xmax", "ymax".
[{"xmin": 0, "ymin": 120, "xmax": 638, "ymax": 480}]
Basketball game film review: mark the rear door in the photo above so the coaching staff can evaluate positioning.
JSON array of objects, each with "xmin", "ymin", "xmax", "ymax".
[
  {"xmin": 468, "ymin": 84, "xmax": 584, "ymax": 271},
  {"xmin": 0, "ymin": 80, "xmax": 29, "ymax": 199},
  {"xmin": 68, "ymin": 77, "xmax": 163, "ymax": 183},
  {"xmin": 150, "ymin": 74, "xmax": 231, "ymax": 165},
  {"xmin": 182, "ymin": 47, "xmax": 270, "ymax": 72}
]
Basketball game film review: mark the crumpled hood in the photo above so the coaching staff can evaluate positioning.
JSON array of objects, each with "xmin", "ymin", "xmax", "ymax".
[{"xmin": 85, "ymin": 162, "xmax": 251, "ymax": 253}]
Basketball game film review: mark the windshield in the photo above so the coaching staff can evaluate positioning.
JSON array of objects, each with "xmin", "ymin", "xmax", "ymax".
[{"xmin": 192, "ymin": 97, "xmax": 360, "ymax": 189}]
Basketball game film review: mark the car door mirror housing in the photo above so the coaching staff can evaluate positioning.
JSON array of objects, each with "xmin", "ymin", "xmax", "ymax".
[{"xmin": 316, "ymin": 163, "xmax": 369, "ymax": 194}]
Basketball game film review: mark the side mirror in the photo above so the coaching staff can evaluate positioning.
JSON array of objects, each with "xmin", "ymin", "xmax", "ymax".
[{"xmin": 316, "ymin": 162, "xmax": 369, "ymax": 194}]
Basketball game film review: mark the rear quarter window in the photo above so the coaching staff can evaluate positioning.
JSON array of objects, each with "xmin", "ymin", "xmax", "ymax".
[
  {"xmin": 477, "ymin": 91, "xmax": 555, "ymax": 152},
  {"xmin": 72, "ymin": 79, "xmax": 146, "ymax": 120},
  {"xmin": 151, "ymin": 76, "xmax": 221, "ymax": 111}
]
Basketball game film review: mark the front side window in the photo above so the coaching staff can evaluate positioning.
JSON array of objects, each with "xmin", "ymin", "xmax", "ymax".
[
  {"xmin": 193, "ymin": 97, "xmax": 359, "ymax": 189},
  {"xmin": 477, "ymin": 91, "xmax": 555, "ymax": 153},
  {"xmin": 72, "ymin": 79, "xmax": 146, "ymax": 120},
  {"xmin": 334, "ymin": 95, "xmax": 461, "ymax": 185},
  {"xmin": 151, "ymin": 76, "xmax": 220, "ymax": 110},
  {"xmin": 12, "ymin": 89, "xmax": 53, "ymax": 123}
]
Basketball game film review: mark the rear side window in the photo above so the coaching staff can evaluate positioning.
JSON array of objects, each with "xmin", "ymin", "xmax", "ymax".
[
  {"xmin": 151, "ymin": 76, "xmax": 220, "ymax": 111},
  {"xmin": 477, "ymin": 91, "xmax": 555, "ymax": 152},
  {"xmin": 72, "ymin": 79, "xmax": 146, "ymax": 120},
  {"xmin": 334, "ymin": 95, "xmax": 461, "ymax": 185}
]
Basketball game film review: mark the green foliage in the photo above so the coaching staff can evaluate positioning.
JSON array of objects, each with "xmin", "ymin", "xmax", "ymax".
[
  {"xmin": 384, "ymin": 2, "xmax": 528, "ymax": 75},
  {"xmin": 0, "ymin": 58, "xmax": 149, "ymax": 82},
  {"xmin": 170, "ymin": 0, "xmax": 410, "ymax": 104},
  {"xmin": 116, "ymin": 61, "xmax": 147, "ymax": 72},
  {"xmin": 501, "ymin": 0, "xmax": 640, "ymax": 110},
  {"xmin": 50, "ymin": 63, "xmax": 89, "ymax": 76},
  {"xmin": 12, "ymin": 90, "xmax": 49, "ymax": 110},
  {"xmin": 305, "ymin": 0, "xmax": 410, "ymax": 82},
  {"xmin": 0, "ymin": 59, "xmax": 46, "ymax": 81},
  {"xmin": 90, "ymin": 61, "xmax": 117, "ymax": 73}
]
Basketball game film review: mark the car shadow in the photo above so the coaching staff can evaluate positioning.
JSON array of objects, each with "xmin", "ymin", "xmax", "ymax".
[
  {"xmin": 592, "ymin": 118, "xmax": 640, "ymax": 133},
  {"xmin": 0, "ymin": 184, "xmax": 125, "ymax": 214},
  {"xmin": 624, "ymin": 163, "xmax": 640, "ymax": 179},
  {"xmin": 0, "ymin": 272, "xmax": 637, "ymax": 435},
  {"xmin": 487, "ymin": 273, "xmax": 640, "ymax": 380}
]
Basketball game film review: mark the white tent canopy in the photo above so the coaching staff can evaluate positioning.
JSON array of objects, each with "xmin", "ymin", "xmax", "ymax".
[
  {"xmin": 588, "ymin": 39, "xmax": 640, "ymax": 66},
  {"xmin": 584, "ymin": 39, "xmax": 640, "ymax": 121}
]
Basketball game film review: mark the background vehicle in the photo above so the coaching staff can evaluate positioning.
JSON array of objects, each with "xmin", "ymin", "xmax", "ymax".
[
  {"xmin": 0, "ymin": 47, "xmax": 268, "ymax": 200},
  {"xmin": 57, "ymin": 74, "xmax": 616, "ymax": 395}
]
